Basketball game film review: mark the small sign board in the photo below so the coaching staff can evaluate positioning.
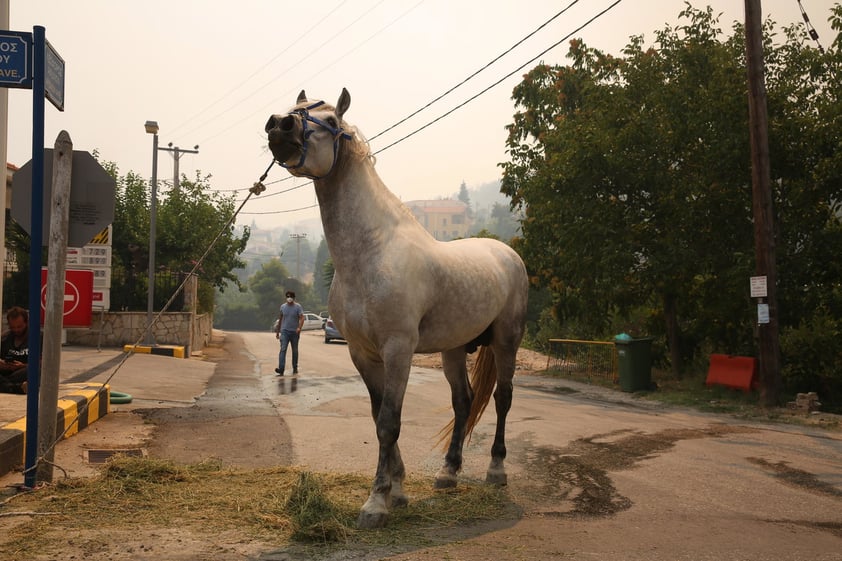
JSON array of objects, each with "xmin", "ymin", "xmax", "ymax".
[
  {"xmin": 749, "ymin": 276, "xmax": 767, "ymax": 298},
  {"xmin": 0, "ymin": 30, "xmax": 32, "ymax": 88},
  {"xmin": 757, "ymin": 303, "xmax": 770, "ymax": 325},
  {"xmin": 45, "ymin": 39, "xmax": 65, "ymax": 111},
  {"xmin": 40, "ymin": 268, "xmax": 94, "ymax": 327}
]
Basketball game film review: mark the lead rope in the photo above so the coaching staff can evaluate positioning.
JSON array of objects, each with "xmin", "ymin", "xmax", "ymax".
[{"xmin": 17, "ymin": 161, "xmax": 278, "ymax": 487}]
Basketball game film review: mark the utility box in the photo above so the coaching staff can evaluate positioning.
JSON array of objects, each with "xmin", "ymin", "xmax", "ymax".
[{"xmin": 615, "ymin": 337, "xmax": 653, "ymax": 392}]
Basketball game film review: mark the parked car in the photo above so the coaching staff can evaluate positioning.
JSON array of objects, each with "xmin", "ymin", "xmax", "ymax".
[
  {"xmin": 272, "ymin": 313, "xmax": 324, "ymax": 332},
  {"xmin": 301, "ymin": 312, "xmax": 324, "ymax": 331},
  {"xmin": 323, "ymin": 317, "xmax": 345, "ymax": 344}
]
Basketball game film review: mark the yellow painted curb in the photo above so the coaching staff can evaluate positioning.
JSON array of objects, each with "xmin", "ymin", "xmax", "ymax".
[
  {"xmin": 0, "ymin": 383, "xmax": 110, "ymax": 477},
  {"xmin": 123, "ymin": 344, "xmax": 187, "ymax": 359}
]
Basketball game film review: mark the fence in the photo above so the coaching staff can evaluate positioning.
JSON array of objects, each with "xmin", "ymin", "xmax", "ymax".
[
  {"xmin": 110, "ymin": 270, "xmax": 186, "ymax": 312},
  {"xmin": 547, "ymin": 339, "xmax": 619, "ymax": 384}
]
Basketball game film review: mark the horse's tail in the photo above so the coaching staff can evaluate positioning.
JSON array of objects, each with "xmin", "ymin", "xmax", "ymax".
[{"xmin": 437, "ymin": 346, "xmax": 497, "ymax": 450}]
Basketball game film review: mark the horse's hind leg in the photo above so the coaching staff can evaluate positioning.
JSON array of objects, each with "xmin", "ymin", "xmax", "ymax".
[
  {"xmin": 487, "ymin": 344, "xmax": 516, "ymax": 485},
  {"xmin": 435, "ymin": 347, "xmax": 472, "ymax": 489}
]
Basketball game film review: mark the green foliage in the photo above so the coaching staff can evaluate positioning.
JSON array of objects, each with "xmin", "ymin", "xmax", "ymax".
[
  {"xmin": 104, "ymin": 163, "xmax": 250, "ymax": 313},
  {"xmin": 502, "ymin": 3, "xmax": 842, "ymax": 393},
  {"xmin": 779, "ymin": 309, "xmax": 842, "ymax": 412},
  {"xmin": 248, "ymin": 259, "xmax": 292, "ymax": 328},
  {"xmin": 313, "ymin": 238, "xmax": 331, "ymax": 305},
  {"xmin": 156, "ymin": 172, "xmax": 249, "ymax": 292}
]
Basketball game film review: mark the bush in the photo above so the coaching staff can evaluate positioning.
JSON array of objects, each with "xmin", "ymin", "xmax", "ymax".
[{"xmin": 780, "ymin": 310, "xmax": 842, "ymax": 413}]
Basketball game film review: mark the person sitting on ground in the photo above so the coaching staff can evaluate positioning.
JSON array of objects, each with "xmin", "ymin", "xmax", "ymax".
[{"xmin": 0, "ymin": 306, "xmax": 31, "ymax": 394}]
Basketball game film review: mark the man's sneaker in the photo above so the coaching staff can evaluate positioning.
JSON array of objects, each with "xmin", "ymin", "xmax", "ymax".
[{"xmin": 275, "ymin": 368, "xmax": 284, "ymax": 376}]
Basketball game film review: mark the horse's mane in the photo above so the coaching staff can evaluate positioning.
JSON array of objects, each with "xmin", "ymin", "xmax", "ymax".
[{"xmin": 344, "ymin": 124, "xmax": 376, "ymax": 165}]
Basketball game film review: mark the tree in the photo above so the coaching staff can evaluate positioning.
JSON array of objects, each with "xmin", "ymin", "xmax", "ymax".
[
  {"xmin": 313, "ymin": 237, "xmax": 331, "ymax": 305},
  {"xmin": 107, "ymin": 164, "xmax": 250, "ymax": 312},
  {"xmin": 156, "ymin": 171, "xmax": 249, "ymax": 292},
  {"xmin": 248, "ymin": 259, "xmax": 292, "ymax": 327},
  {"xmin": 501, "ymin": 4, "xmax": 841, "ymax": 385},
  {"xmin": 457, "ymin": 181, "xmax": 474, "ymax": 219}
]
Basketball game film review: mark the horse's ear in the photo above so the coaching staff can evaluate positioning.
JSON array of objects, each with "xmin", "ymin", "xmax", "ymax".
[
  {"xmin": 297, "ymin": 90, "xmax": 307, "ymax": 104},
  {"xmin": 336, "ymin": 88, "xmax": 351, "ymax": 120}
]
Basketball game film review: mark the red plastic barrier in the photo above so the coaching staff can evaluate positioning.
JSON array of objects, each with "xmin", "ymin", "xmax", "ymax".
[{"xmin": 705, "ymin": 354, "xmax": 757, "ymax": 392}]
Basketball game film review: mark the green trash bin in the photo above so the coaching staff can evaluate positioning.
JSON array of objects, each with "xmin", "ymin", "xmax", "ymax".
[{"xmin": 615, "ymin": 336, "xmax": 653, "ymax": 392}]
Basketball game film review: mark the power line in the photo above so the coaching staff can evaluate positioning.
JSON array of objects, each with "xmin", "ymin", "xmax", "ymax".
[
  {"xmin": 369, "ymin": 0, "xmax": 582, "ymax": 142},
  {"xmin": 194, "ymin": 0, "xmax": 426, "ymax": 149},
  {"xmin": 797, "ymin": 0, "xmax": 825, "ymax": 53},
  {"xmin": 165, "ymin": 0, "xmax": 351, "ymax": 139},
  {"xmin": 372, "ymin": 0, "xmax": 624, "ymax": 155},
  {"xmin": 236, "ymin": 0, "xmax": 625, "ymax": 217},
  {"xmin": 177, "ymin": 0, "xmax": 395, "ymax": 144}
]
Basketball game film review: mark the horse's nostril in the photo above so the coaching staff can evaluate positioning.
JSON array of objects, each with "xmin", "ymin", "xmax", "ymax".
[
  {"xmin": 265, "ymin": 116, "xmax": 279, "ymax": 133},
  {"xmin": 281, "ymin": 114, "xmax": 295, "ymax": 131}
]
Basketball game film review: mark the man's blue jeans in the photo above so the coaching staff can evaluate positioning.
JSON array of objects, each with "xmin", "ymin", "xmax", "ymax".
[{"xmin": 278, "ymin": 329, "xmax": 300, "ymax": 374}]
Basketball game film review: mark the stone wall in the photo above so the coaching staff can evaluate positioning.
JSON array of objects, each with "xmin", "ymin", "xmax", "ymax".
[{"xmin": 64, "ymin": 311, "xmax": 213, "ymax": 353}]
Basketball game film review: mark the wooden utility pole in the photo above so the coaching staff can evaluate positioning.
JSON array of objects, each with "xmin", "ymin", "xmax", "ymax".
[
  {"xmin": 745, "ymin": 0, "xmax": 781, "ymax": 407},
  {"xmin": 37, "ymin": 130, "xmax": 73, "ymax": 482}
]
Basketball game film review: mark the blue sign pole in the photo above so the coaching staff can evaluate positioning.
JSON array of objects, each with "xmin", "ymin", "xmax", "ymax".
[{"xmin": 24, "ymin": 26, "xmax": 46, "ymax": 489}]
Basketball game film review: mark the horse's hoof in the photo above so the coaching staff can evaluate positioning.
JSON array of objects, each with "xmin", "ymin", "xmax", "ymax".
[
  {"xmin": 357, "ymin": 510, "xmax": 389, "ymax": 529},
  {"xmin": 434, "ymin": 476, "xmax": 458, "ymax": 489},
  {"xmin": 391, "ymin": 494, "xmax": 409, "ymax": 508},
  {"xmin": 486, "ymin": 470, "xmax": 508, "ymax": 486}
]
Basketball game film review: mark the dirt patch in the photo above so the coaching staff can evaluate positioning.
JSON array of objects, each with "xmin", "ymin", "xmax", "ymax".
[{"xmin": 411, "ymin": 348, "xmax": 549, "ymax": 375}]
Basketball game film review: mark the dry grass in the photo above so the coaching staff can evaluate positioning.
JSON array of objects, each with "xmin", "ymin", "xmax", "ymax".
[{"xmin": 0, "ymin": 455, "xmax": 512, "ymax": 558}]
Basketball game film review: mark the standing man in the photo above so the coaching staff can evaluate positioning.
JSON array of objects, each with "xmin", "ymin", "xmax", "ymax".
[
  {"xmin": 0, "ymin": 306, "xmax": 30, "ymax": 394},
  {"xmin": 275, "ymin": 290, "xmax": 304, "ymax": 376}
]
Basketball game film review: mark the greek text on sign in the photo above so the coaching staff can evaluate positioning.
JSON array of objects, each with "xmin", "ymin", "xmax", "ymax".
[{"xmin": 0, "ymin": 31, "xmax": 32, "ymax": 87}]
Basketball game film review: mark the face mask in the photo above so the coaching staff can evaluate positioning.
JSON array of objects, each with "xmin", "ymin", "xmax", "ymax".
[{"xmin": 286, "ymin": 297, "xmax": 293, "ymax": 303}]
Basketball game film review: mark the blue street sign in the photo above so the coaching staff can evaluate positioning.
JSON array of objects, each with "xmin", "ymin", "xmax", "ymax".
[{"xmin": 0, "ymin": 30, "xmax": 32, "ymax": 87}]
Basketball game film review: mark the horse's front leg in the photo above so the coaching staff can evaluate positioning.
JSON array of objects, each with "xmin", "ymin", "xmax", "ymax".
[
  {"xmin": 352, "ymin": 344, "xmax": 412, "ymax": 529},
  {"xmin": 435, "ymin": 347, "xmax": 472, "ymax": 489}
]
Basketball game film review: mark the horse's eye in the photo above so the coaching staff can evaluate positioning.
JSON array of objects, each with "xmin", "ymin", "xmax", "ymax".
[{"xmin": 327, "ymin": 117, "xmax": 338, "ymax": 128}]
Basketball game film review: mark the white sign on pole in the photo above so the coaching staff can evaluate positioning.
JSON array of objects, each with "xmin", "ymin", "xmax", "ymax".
[
  {"xmin": 750, "ymin": 276, "xmax": 767, "ymax": 298},
  {"xmin": 757, "ymin": 303, "xmax": 770, "ymax": 324}
]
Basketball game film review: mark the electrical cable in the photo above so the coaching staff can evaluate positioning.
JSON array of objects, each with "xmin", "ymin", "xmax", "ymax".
[
  {"xmin": 372, "ymin": 0, "xmax": 624, "ymax": 155},
  {"xmin": 797, "ymin": 0, "xmax": 825, "ymax": 53},
  {"xmin": 20, "ymin": 163, "xmax": 277, "ymax": 483},
  {"xmin": 369, "ymin": 0, "xmax": 582, "ymax": 142},
  {"xmin": 238, "ymin": 0, "xmax": 623, "ymax": 216}
]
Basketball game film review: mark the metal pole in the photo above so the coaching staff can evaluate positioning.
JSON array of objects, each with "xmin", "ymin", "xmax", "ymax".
[
  {"xmin": 145, "ymin": 132, "xmax": 158, "ymax": 345},
  {"xmin": 24, "ymin": 25, "xmax": 46, "ymax": 489},
  {"xmin": 290, "ymin": 233, "xmax": 306, "ymax": 278},
  {"xmin": 173, "ymin": 146, "xmax": 179, "ymax": 191}
]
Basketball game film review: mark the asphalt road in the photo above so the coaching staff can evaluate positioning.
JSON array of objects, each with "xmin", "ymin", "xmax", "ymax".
[
  {"xmin": 6, "ymin": 329, "xmax": 842, "ymax": 560},
  {"xmin": 212, "ymin": 330, "xmax": 842, "ymax": 560}
]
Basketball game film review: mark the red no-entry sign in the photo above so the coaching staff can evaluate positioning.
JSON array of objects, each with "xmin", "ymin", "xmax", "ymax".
[{"xmin": 40, "ymin": 268, "xmax": 93, "ymax": 327}]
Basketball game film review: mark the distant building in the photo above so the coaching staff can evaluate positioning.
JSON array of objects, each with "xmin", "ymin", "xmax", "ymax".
[{"xmin": 405, "ymin": 199, "xmax": 470, "ymax": 241}]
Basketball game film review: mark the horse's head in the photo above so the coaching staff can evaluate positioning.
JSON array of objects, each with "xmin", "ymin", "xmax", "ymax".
[{"xmin": 265, "ymin": 88, "xmax": 353, "ymax": 179}]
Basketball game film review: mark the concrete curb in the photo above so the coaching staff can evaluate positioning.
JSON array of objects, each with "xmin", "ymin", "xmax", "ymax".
[
  {"xmin": 123, "ymin": 344, "xmax": 188, "ymax": 359},
  {"xmin": 0, "ymin": 383, "xmax": 110, "ymax": 478}
]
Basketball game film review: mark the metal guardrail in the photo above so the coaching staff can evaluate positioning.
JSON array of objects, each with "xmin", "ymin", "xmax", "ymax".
[{"xmin": 546, "ymin": 338, "xmax": 619, "ymax": 383}]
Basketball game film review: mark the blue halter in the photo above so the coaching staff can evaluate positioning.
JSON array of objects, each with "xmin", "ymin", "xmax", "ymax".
[{"xmin": 279, "ymin": 100, "xmax": 353, "ymax": 179}]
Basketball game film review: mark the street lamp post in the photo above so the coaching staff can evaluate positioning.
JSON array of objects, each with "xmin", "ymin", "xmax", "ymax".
[{"xmin": 144, "ymin": 120, "xmax": 159, "ymax": 345}]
